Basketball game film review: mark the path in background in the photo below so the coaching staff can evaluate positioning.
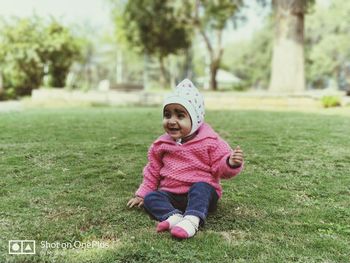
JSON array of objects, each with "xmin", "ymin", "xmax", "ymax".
[
  {"xmin": 1, "ymin": 89, "xmax": 349, "ymax": 115},
  {"xmin": 0, "ymin": 101, "xmax": 22, "ymax": 112},
  {"xmin": 31, "ymin": 89, "xmax": 349, "ymax": 111}
]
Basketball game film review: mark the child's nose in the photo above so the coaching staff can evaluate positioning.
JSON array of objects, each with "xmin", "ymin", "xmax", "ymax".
[{"xmin": 169, "ymin": 117, "xmax": 176, "ymax": 124}]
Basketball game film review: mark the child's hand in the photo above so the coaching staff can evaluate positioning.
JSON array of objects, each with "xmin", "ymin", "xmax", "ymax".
[
  {"xmin": 229, "ymin": 146, "xmax": 244, "ymax": 168},
  {"xmin": 127, "ymin": 196, "xmax": 144, "ymax": 208}
]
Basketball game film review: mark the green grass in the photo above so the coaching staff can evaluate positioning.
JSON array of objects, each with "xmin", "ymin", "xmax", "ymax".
[{"xmin": 0, "ymin": 107, "xmax": 349, "ymax": 262}]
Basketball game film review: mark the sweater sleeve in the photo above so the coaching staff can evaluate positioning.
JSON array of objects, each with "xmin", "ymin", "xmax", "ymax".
[
  {"xmin": 135, "ymin": 144, "xmax": 163, "ymax": 198},
  {"xmin": 210, "ymin": 138, "xmax": 243, "ymax": 179}
]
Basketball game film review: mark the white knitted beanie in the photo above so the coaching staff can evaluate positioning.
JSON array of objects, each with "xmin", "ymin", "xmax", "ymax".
[{"xmin": 163, "ymin": 79, "xmax": 205, "ymax": 136}]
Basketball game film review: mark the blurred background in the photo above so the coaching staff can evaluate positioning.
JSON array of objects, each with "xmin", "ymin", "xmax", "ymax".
[{"xmin": 0, "ymin": 0, "xmax": 349, "ymax": 108}]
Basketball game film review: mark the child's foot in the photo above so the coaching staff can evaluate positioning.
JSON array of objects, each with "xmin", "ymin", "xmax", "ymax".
[
  {"xmin": 170, "ymin": 215, "xmax": 200, "ymax": 239},
  {"xmin": 156, "ymin": 213, "xmax": 183, "ymax": 232}
]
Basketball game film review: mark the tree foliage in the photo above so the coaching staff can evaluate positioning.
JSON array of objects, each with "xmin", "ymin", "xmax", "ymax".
[
  {"xmin": 223, "ymin": 20, "xmax": 273, "ymax": 90},
  {"xmin": 116, "ymin": 0, "xmax": 245, "ymax": 90},
  {"xmin": 124, "ymin": 0, "xmax": 192, "ymax": 57},
  {"xmin": 223, "ymin": 0, "xmax": 350, "ymax": 91},
  {"xmin": 0, "ymin": 17, "xmax": 82, "ymax": 100},
  {"xmin": 190, "ymin": 0, "xmax": 244, "ymax": 90},
  {"xmin": 305, "ymin": 0, "xmax": 350, "ymax": 89},
  {"xmin": 122, "ymin": 0, "xmax": 192, "ymax": 86},
  {"xmin": 42, "ymin": 21, "xmax": 82, "ymax": 87},
  {"xmin": 197, "ymin": 0, "xmax": 243, "ymax": 30},
  {"xmin": 0, "ymin": 17, "xmax": 45, "ymax": 99}
]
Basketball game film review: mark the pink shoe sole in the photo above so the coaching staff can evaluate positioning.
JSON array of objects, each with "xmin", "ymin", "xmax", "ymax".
[
  {"xmin": 171, "ymin": 226, "xmax": 189, "ymax": 239},
  {"xmin": 156, "ymin": 221, "xmax": 170, "ymax": 232}
]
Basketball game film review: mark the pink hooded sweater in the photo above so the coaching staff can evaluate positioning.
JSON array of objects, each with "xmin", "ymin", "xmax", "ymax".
[{"xmin": 135, "ymin": 123, "xmax": 243, "ymax": 198}]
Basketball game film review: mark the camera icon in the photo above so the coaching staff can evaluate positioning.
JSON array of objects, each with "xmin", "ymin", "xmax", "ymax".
[{"xmin": 8, "ymin": 240, "xmax": 36, "ymax": 255}]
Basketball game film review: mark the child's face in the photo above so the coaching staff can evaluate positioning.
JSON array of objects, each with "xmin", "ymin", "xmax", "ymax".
[{"xmin": 163, "ymin": 104, "xmax": 192, "ymax": 140}]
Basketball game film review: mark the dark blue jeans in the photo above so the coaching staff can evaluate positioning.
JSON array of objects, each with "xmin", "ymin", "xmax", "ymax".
[{"xmin": 143, "ymin": 182, "xmax": 219, "ymax": 224}]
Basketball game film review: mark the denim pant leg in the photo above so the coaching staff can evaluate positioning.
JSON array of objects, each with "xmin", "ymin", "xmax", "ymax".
[
  {"xmin": 184, "ymin": 182, "xmax": 219, "ymax": 223},
  {"xmin": 143, "ymin": 191, "xmax": 183, "ymax": 222}
]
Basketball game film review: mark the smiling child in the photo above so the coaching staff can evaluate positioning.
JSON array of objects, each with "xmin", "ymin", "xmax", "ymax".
[{"xmin": 127, "ymin": 79, "xmax": 244, "ymax": 239}]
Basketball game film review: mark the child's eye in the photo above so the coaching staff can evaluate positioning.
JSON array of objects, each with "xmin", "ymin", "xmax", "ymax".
[
  {"xmin": 177, "ymin": 114, "xmax": 185, "ymax": 119},
  {"xmin": 164, "ymin": 112, "xmax": 171, "ymax": 119}
]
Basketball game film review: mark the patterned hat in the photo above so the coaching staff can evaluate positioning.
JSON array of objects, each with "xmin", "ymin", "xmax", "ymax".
[{"xmin": 163, "ymin": 79, "xmax": 205, "ymax": 136}]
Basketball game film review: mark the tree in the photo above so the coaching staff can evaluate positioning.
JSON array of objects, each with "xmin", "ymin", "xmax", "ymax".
[
  {"xmin": 305, "ymin": 0, "xmax": 350, "ymax": 90},
  {"xmin": 110, "ymin": 0, "xmax": 150, "ymax": 86},
  {"xmin": 223, "ymin": 20, "xmax": 273, "ymax": 90},
  {"xmin": 0, "ymin": 17, "xmax": 46, "ymax": 99},
  {"xmin": 190, "ymin": 0, "xmax": 244, "ymax": 90},
  {"xmin": 269, "ymin": 0, "xmax": 314, "ymax": 93},
  {"xmin": 42, "ymin": 21, "xmax": 82, "ymax": 87},
  {"xmin": 225, "ymin": 0, "xmax": 350, "ymax": 92},
  {"xmin": 122, "ymin": 0, "xmax": 192, "ymax": 87},
  {"xmin": 0, "ymin": 17, "xmax": 83, "ymax": 99}
]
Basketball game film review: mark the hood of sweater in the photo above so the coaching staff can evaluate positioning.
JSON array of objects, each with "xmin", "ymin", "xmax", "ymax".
[{"xmin": 154, "ymin": 123, "xmax": 218, "ymax": 145}]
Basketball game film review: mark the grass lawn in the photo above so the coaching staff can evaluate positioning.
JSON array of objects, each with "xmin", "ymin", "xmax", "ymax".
[{"xmin": 0, "ymin": 107, "xmax": 349, "ymax": 262}]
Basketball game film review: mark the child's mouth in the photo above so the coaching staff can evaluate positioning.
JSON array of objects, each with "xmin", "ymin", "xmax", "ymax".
[{"xmin": 168, "ymin": 128, "xmax": 180, "ymax": 132}]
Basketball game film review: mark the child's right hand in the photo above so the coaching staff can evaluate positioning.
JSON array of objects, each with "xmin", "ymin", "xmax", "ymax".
[{"xmin": 127, "ymin": 196, "xmax": 144, "ymax": 208}]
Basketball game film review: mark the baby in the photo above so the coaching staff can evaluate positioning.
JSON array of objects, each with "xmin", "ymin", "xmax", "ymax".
[{"xmin": 127, "ymin": 79, "xmax": 244, "ymax": 239}]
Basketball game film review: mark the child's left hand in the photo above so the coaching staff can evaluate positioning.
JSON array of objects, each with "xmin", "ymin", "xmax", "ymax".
[{"xmin": 229, "ymin": 146, "xmax": 244, "ymax": 168}]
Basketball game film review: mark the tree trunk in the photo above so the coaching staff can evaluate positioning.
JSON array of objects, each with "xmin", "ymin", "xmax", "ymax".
[
  {"xmin": 0, "ymin": 72, "xmax": 3, "ymax": 99},
  {"xmin": 183, "ymin": 47, "xmax": 194, "ymax": 80},
  {"xmin": 210, "ymin": 59, "xmax": 220, "ymax": 91},
  {"xmin": 193, "ymin": 1, "xmax": 223, "ymax": 91},
  {"xmin": 199, "ymin": 32, "xmax": 222, "ymax": 91},
  {"xmin": 269, "ymin": 0, "xmax": 305, "ymax": 93},
  {"xmin": 159, "ymin": 56, "xmax": 168, "ymax": 88},
  {"xmin": 116, "ymin": 49, "xmax": 123, "ymax": 84}
]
